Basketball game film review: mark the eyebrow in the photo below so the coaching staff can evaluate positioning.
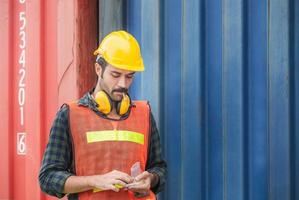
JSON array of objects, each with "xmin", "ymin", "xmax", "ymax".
[
  {"xmin": 127, "ymin": 72, "xmax": 135, "ymax": 76},
  {"xmin": 110, "ymin": 71, "xmax": 122, "ymax": 76},
  {"xmin": 110, "ymin": 71, "xmax": 135, "ymax": 76}
]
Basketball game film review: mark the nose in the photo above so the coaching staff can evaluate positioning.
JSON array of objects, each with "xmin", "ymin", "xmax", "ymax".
[{"xmin": 117, "ymin": 76, "xmax": 126, "ymax": 88}]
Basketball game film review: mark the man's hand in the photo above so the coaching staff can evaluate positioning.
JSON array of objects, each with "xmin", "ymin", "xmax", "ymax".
[
  {"xmin": 126, "ymin": 171, "xmax": 158, "ymax": 196},
  {"xmin": 87, "ymin": 170, "xmax": 134, "ymax": 192}
]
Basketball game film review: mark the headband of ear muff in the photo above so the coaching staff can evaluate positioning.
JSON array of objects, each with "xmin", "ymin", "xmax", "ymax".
[{"xmin": 94, "ymin": 90, "xmax": 131, "ymax": 116}]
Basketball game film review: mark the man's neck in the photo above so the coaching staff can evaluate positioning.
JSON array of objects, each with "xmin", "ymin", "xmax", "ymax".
[
  {"xmin": 92, "ymin": 84, "xmax": 101, "ymax": 98},
  {"xmin": 107, "ymin": 111, "xmax": 121, "ymax": 120}
]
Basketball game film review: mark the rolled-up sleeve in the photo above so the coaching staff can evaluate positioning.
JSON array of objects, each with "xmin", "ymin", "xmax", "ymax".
[{"xmin": 39, "ymin": 106, "xmax": 74, "ymax": 198}]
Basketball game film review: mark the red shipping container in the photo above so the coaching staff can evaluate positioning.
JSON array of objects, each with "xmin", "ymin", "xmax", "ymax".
[{"xmin": 0, "ymin": 0, "xmax": 97, "ymax": 199}]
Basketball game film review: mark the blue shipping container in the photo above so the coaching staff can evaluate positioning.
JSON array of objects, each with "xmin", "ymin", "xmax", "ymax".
[{"xmin": 127, "ymin": 0, "xmax": 299, "ymax": 200}]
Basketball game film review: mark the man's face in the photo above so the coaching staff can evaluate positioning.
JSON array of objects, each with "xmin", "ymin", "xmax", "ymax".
[{"xmin": 98, "ymin": 64, "xmax": 135, "ymax": 101}]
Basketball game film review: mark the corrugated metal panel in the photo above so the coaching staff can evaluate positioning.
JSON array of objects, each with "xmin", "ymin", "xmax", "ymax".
[
  {"xmin": 0, "ymin": 1, "xmax": 11, "ymax": 198},
  {"xmin": 0, "ymin": 0, "xmax": 56, "ymax": 199},
  {"xmin": 0, "ymin": 0, "xmax": 97, "ymax": 199},
  {"xmin": 1, "ymin": 0, "xmax": 298, "ymax": 199},
  {"xmin": 247, "ymin": 1, "xmax": 268, "ymax": 200},
  {"xmin": 269, "ymin": 1, "xmax": 291, "ymax": 199},
  {"xmin": 127, "ymin": 0, "xmax": 299, "ymax": 199},
  {"xmin": 295, "ymin": 2, "xmax": 299, "ymax": 200},
  {"xmin": 98, "ymin": 0, "xmax": 125, "ymax": 41}
]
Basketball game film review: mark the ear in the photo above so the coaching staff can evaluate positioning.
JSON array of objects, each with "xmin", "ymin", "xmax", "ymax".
[{"xmin": 95, "ymin": 63, "xmax": 102, "ymax": 77}]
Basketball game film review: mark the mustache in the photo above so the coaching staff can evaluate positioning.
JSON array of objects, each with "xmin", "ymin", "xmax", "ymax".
[{"xmin": 112, "ymin": 88, "xmax": 128, "ymax": 94}]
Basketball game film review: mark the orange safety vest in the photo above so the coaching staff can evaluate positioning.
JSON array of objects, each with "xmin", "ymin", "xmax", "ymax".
[{"xmin": 68, "ymin": 101, "xmax": 156, "ymax": 200}]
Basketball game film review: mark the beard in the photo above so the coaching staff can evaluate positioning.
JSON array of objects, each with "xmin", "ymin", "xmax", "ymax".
[
  {"xmin": 99, "ymin": 79, "xmax": 128, "ymax": 102},
  {"xmin": 110, "ymin": 88, "xmax": 128, "ymax": 101}
]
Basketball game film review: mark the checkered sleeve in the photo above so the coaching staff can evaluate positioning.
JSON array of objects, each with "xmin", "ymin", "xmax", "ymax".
[
  {"xmin": 146, "ymin": 112, "xmax": 167, "ymax": 194},
  {"xmin": 39, "ymin": 105, "xmax": 74, "ymax": 198}
]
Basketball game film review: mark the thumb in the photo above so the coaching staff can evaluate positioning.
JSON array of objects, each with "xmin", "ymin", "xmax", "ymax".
[{"xmin": 135, "ymin": 171, "xmax": 150, "ymax": 182}]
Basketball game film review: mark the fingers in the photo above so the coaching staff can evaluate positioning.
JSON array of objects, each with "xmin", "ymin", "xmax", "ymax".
[
  {"xmin": 92, "ymin": 170, "xmax": 151, "ymax": 193},
  {"xmin": 107, "ymin": 184, "xmax": 120, "ymax": 192},
  {"xmin": 127, "ymin": 179, "xmax": 151, "ymax": 193},
  {"xmin": 109, "ymin": 183, "xmax": 124, "ymax": 192},
  {"xmin": 112, "ymin": 180, "xmax": 127, "ymax": 189},
  {"xmin": 111, "ymin": 170, "xmax": 134, "ymax": 184},
  {"xmin": 135, "ymin": 171, "xmax": 150, "ymax": 182},
  {"xmin": 90, "ymin": 171, "xmax": 132, "ymax": 193},
  {"xmin": 94, "ymin": 180, "xmax": 127, "ymax": 192},
  {"xmin": 119, "ymin": 174, "xmax": 134, "ymax": 184},
  {"xmin": 125, "ymin": 171, "xmax": 152, "ymax": 193},
  {"xmin": 99, "ymin": 170, "xmax": 134, "ymax": 192}
]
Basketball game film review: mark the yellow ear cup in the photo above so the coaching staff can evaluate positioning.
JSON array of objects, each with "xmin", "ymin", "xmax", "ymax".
[
  {"xmin": 94, "ymin": 91, "xmax": 112, "ymax": 115},
  {"xmin": 118, "ymin": 94, "xmax": 131, "ymax": 116}
]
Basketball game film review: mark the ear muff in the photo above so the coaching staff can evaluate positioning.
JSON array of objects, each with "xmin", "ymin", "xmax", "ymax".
[
  {"xmin": 94, "ymin": 90, "xmax": 131, "ymax": 116},
  {"xmin": 94, "ymin": 90, "xmax": 112, "ymax": 115},
  {"xmin": 116, "ymin": 93, "xmax": 131, "ymax": 116}
]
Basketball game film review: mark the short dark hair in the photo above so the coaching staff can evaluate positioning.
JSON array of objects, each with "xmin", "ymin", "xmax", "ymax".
[{"xmin": 96, "ymin": 56, "xmax": 107, "ymax": 78}]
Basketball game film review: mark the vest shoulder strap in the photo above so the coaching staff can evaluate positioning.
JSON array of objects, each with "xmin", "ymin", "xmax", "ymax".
[{"xmin": 132, "ymin": 100, "xmax": 150, "ymax": 110}]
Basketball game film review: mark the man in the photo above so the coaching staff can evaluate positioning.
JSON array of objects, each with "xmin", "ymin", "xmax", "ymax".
[{"xmin": 39, "ymin": 30, "xmax": 167, "ymax": 200}]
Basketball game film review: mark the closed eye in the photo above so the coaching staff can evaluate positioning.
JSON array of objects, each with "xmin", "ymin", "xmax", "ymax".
[
  {"xmin": 111, "ymin": 72, "xmax": 121, "ymax": 78},
  {"xmin": 126, "ymin": 72, "xmax": 135, "ymax": 79}
]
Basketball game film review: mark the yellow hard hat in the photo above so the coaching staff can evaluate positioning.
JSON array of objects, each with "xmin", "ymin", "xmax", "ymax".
[{"xmin": 94, "ymin": 30, "xmax": 144, "ymax": 71}]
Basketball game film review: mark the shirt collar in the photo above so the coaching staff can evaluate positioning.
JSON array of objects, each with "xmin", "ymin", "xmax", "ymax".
[{"xmin": 77, "ymin": 89, "xmax": 98, "ymax": 110}]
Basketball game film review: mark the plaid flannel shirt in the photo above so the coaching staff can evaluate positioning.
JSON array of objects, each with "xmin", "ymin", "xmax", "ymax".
[{"xmin": 38, "ymin": 92, "xmax": 167, "ymax": 199}]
